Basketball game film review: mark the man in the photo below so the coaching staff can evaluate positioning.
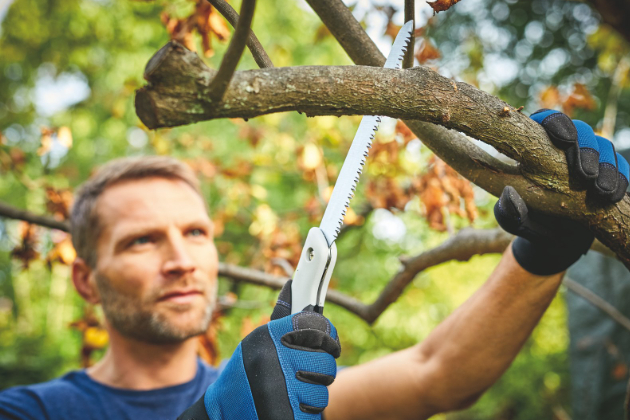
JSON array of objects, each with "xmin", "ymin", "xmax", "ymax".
[{"xmin": 0, "ymin": 110, "xmax": 627, "ymax": 420}]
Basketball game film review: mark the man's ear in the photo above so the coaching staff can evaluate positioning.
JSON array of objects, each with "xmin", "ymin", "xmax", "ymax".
[{"xmin": 72, "ymin": 258, "xmax": 100, "ymax": 304}]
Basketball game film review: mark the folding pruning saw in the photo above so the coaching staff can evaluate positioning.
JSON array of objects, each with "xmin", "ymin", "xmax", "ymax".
[{"xmin": 291, "ymin": 21, "xmax": 414, "ymax": 314}]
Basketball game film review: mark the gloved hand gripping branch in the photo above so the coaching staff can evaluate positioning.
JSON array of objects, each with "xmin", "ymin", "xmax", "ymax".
[
  {"xmin": 494, "ymin": 110, "xmax": 629, "ymax": 276},
  {"xmin": 178, "ymin": 280, "xmax": 341, "ymax": 420}
]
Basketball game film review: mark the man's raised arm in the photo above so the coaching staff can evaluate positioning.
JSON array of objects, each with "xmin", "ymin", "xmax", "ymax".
[
  {"xmin": 326, "ymin": 246, "xmax": 563, "ymax": 420},
  {"xmin": 325, "ymin": 110, "xmax": 629, "ymax": 420}
]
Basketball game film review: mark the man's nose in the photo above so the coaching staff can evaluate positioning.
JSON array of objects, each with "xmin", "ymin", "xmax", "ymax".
[{"xmin": 162, "ymin": 235, "xmax": 196, "ymax": 276}]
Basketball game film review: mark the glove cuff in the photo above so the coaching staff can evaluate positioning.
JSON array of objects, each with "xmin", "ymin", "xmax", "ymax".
[{"xmin": 511, "ymin": 237, "xmax": 587, "ymax": 276}]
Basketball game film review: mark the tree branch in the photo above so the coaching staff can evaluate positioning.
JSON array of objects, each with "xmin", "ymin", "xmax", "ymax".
[
  {"xmin": 219, "ymin": 230, "xmax": 629, "ymax": 328},
  {"xmin": 0, "ymin": 200, "xmax": 624, "ymax": 326},
  {"xmin": 207, "ymin": 0, "xmax": 274, "ymax": 69},
  {"xmin": 302, "ymin": 0, "xmax": 630, "ymax": 271},
  {"xmin": 0, "ymin": 201, "xmax": 69, "ymax": 232},
  {"xmin": 206, "ymin": 0, "xmax": 256, "ymax": 102},
  {"xmin": 136, "ymin": 52, "xmax": 558, "ymax": 176},
  {"xmin": 364, "ymin": 227, "xmax": 512, "ymax": 322},
  {"xmin": 135, "ymin": 41, "xmax": 630, "ymax": 268}
]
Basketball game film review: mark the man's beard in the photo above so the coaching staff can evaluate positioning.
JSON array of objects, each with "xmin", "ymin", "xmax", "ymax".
[{"xmin": 95, "ymin": 272, "xmax": 216, "ymax": 345}]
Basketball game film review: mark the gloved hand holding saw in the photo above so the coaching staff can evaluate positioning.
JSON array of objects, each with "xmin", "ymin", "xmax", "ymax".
[
  {"xmin": 177, "ymin": 280, "xmax": 341, "ymax": 420},
  {"xmin": 495, "ymin": 109, "xmax": 630, "ymax": 275}
]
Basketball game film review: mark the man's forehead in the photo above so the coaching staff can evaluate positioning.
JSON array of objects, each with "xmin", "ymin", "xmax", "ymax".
[{"xmin": 96, "ymin": 178, "xmax": 209, "ymax": 230}]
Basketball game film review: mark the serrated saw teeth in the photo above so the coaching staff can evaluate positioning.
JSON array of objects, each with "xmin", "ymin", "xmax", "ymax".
[{"xmin": 317, "ymin": 21, "xmax": 413, "ymax": 247}]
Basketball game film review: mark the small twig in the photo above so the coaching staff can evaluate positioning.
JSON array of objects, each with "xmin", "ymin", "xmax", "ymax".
[
  {"xmin": 403, "ymin": 0, "xmax": 415, "ymax": 69},
  {"xmin": 0, "ymin": 201, "xmax": 69, "ymax": 232},
  {"xmin": 207, "ymin": 0, "xmax": 257, "ymax": 103},
  {"xmin": 207, "ymin": 0, "xmax": 274, "ymax": 69},
  {"xmin": 564, "ymin": 277, "xmax": 630, "ymax": 332}
]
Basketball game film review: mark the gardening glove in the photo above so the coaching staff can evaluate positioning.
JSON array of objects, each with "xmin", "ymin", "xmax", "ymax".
[
  {"xmin": 530, "ymin": 108, "xmax": 629, "ymax": 203},
  {"xmin": 494, "ymin": 109, "xmax": 629, "ymax": 276},
  {"xmin": 177, "ymin": 280, "xmax": 341, "ymax": 420}
]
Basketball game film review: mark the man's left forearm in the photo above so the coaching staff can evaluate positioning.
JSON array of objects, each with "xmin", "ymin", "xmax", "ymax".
[
  {"xmin": 413, "ymin": 244, "xmax": 563, "ymax": 412},
  {"xmin": 326, "ymin": 245, "xmax": 563, "ymax": 420}
]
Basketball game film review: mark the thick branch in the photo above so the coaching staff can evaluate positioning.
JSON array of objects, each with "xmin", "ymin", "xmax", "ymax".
[
  {"xmin": 304, "ymin": 0, "xmax": 384, "ymax": 67},
  {"xmin": 207, "ymin": 0, "xmax": 273, "ymax": 69},
  {"xmin": 135, "ymin": 43, "xmax": 630, "ymax": 268},
  {"xmin": 206, "ymin": 0, "xmax": 256, "ymax": 102},
  {"xmin": 137, "ymin": 51, "xmax": 559, "ymax": 177},
  {"xmin": 303, "ymin": 0, "xmax": 536, "ymax": 187}
]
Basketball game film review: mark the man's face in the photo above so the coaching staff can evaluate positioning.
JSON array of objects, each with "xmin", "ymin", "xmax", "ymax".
[{"xmin": 92, "ymin": 177, "xmax": 219, "ymax": 344}]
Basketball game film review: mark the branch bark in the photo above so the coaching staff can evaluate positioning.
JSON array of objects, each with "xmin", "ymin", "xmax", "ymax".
[{"xmin": 136, "ymin": 47, "xmax": 559, "ymax": 178}]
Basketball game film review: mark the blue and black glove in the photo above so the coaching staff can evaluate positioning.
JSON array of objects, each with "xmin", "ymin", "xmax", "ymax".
[
  {"xmin": 177, "ymin": 280, "xmax": 341, "ymax": 420},
  {"xmin": 494, "ymin": 109, "xmax": 629, "ymax": 276}
]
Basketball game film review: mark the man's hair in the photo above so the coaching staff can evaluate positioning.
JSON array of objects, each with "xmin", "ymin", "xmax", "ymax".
[{"xmin": 70, "ymin": 156, "xmax": 202, "ymax": 268}]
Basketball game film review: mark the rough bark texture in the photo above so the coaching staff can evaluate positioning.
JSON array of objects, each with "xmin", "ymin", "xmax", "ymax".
[{"xmin": 137, "ymin": 43, "xmax": 558, "ymax": 176}]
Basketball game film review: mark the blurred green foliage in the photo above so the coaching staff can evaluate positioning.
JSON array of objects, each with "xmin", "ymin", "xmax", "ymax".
[{"xmin": 1, "ymin": 0, "xmax": 629, "ymax": 418}]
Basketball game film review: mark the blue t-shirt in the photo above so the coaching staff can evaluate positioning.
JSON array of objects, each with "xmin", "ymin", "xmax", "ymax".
[{"xmin": 0, "ymin": 359, "xmax": 221, "ymax": 420}]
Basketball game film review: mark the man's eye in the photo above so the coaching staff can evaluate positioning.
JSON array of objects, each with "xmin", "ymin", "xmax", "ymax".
[
  {"xmin": 131, "ymin": 236, "xmax": 151, "ymax": 246},
  {"xmin": 188, "ymin": 228, "xmax": 206, "ymax": 237}
]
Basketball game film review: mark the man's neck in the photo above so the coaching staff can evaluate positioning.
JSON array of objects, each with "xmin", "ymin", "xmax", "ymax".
[{"xmin": 86, "ymin": 327, "xmax": 200, "ymax": 390}]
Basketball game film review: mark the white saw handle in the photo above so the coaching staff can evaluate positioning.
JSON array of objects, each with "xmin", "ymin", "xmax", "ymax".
[{"xmin": 291, "ymin": 228, "xmax": 337, "ymax": 314}]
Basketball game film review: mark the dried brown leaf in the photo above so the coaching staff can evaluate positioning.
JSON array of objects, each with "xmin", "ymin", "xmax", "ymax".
[
  {"xmin": 384, "ymin": 21, "xmax": 402, "ymax": 39},
  {"xmin": 415, "ymin": 39, "xmax": 441, "ymax": 64},
  {"xmin": 11, "ymin": 222, "xmax": 39, "ymax": 269},
  {"xmin": 45, "ymin": 186, "xmax": 73, "ymax": 220},
  {"xmin": 563, "ymin": 83, "xmax": 596, "ymax": 117},
  {"xmin": 539, "ymin": 86, "xmax": 561, "ymax": 110},
  {"xmin": 415, "ymin": 155, "xmax": 476, "ymax": 231},
  {"xmin": 427, "ymin": 0, "xmax": 462, "ymax": 14}
]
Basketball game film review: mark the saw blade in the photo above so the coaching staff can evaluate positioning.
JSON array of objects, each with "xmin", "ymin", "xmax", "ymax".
[{"xmin": 318, "ymin": 21, "xmax": 414, "ymax": 246}]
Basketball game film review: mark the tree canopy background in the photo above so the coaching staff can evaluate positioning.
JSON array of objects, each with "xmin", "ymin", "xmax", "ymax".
[{"xmin": 1, "ymin": 0, "xmax": 630, "ymax": 418}]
